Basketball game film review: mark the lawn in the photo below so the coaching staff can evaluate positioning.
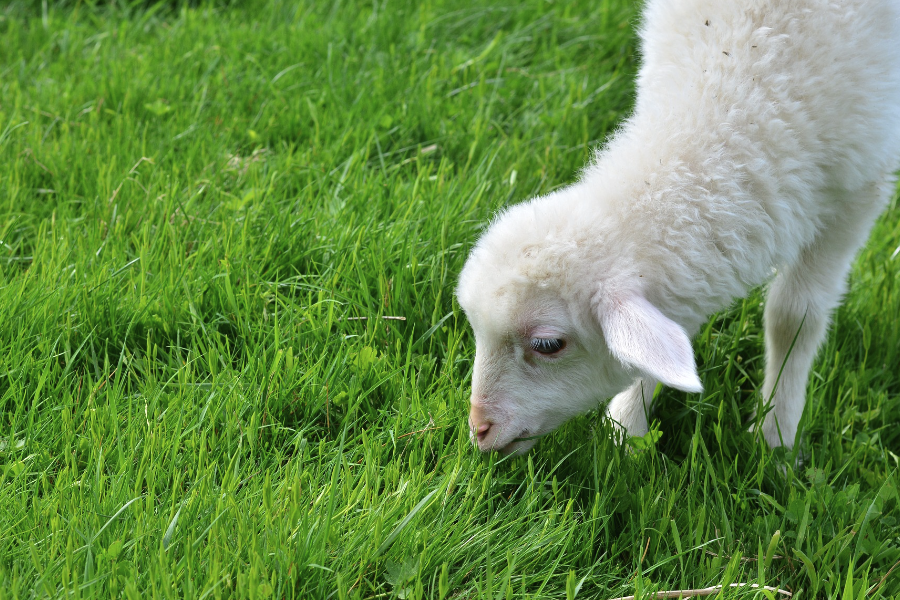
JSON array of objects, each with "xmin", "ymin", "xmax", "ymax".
[{"xmin": 1, "ymin": 0, "xmax": 899, "ymax": 598}]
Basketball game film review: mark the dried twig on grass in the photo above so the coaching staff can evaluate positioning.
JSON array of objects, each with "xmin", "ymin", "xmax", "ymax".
[
  {"xmin": 608, "ymin": 582, "xmax": 792, "ymax": 600},
  {"xmin": 870, "ymin": 557, "xmax": 900, "ymax": 596},
  {"xmin": 344, "ymin": 316, "xmax": 407, "ymax": 321},
  {"xmin": 396, "ymin": 426, "xmax": 445, "ymax": 440}
]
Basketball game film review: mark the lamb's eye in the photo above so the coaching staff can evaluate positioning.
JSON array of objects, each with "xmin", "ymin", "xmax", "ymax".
[{"xmin": 530, "ymin": 338, "xmax": 566, "ymax": 355}]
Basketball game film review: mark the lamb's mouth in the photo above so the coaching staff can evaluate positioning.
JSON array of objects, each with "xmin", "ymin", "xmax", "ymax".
[
  {"xmin": 490, "ymin": 430, "xmax": 547, "ymax": 455},
  {"xmin": 471, "ymin": 419, "xmax": 548, "ymax": 454}
]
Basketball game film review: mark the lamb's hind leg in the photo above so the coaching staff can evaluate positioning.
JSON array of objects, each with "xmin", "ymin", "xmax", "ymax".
[{"xmin": 761, "ymin": 186, "xmax": 889, "ymax": 448}]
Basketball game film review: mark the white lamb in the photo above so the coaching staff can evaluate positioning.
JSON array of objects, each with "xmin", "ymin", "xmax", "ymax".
[{"xmin": 457, "ymin": 0, "xmax": 900, "ymax": 454}]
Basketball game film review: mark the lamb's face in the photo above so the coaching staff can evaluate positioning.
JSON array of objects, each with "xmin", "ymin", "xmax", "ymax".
[
  {"xmin": 456, "ymin": 192, "xmax": 702, "ymax": 454},
  {"xmin": 458, "ymin": 281, "xmax": 632, "ymax": 454}
]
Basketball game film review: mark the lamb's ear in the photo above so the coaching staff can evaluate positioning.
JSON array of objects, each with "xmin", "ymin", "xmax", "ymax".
[{"xmin": 597, "ymin": 293, "xmax": 702, "ymax": 393}]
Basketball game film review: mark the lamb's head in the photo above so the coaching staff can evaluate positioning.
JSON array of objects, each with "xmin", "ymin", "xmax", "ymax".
[{"xmin": 457, "ymin": 193, "xmax": 702, "ymax": 454}]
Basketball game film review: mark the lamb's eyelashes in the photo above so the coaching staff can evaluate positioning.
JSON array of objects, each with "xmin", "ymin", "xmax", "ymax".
[{"xmin": 529, "ymin": 337, "xmax": 566, "ymax": 355}]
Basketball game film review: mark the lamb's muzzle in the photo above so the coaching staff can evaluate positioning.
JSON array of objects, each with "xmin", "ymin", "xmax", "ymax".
[{"xmin": 468, "ymin": 403, "xmax": 492, "ymax": 442}]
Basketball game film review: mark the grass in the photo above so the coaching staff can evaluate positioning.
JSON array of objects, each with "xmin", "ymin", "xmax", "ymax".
[{"xmin": 0, "ymin": 0, "xmax": 899, "ymax": 598}]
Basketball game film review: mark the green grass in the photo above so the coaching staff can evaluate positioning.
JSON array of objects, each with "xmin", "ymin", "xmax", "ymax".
[{"xmin": 1, "ymin": 0, "xmax": 899, "ymax": 598}]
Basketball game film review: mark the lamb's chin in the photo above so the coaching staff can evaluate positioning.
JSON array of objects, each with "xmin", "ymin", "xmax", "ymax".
[
  {"xmin": 477, "ymin": 437, "xmax": 539, "ymax": 456},
  {"xmin": 501, "ymin": 438, "xmax": 540, "ymax": 455},
  {"xmin": 474, "ymin": 422, "xmax": 546, "ymax": 454}
]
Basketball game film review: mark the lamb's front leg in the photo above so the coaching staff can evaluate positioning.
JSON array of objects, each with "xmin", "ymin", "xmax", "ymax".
[{"xmin": 606, "ymin": 377, "xmax": 657, "ymax": 438}]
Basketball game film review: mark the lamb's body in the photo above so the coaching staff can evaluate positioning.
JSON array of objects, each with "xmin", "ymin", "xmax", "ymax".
[
  {"xmin": 591, "ymin": 0, "xmax": 900, "ymax": 328},
  {"xmin": 457, "ymin": 0, "xmax": 900, "ymax": 453}
]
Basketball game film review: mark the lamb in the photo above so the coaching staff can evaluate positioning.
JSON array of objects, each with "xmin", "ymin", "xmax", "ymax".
[{"xmin": 456, "ymin": 0, "xmax": 900, "ymax": 454}]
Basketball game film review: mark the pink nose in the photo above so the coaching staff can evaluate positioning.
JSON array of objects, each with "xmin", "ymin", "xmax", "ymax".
[
  {"xmin": 469, "ymin": 402, "xmax": 493, "ymax": 443},
  {"xmin": 474, "ymin": 422, "xmax": 492, "ymax": 442}
]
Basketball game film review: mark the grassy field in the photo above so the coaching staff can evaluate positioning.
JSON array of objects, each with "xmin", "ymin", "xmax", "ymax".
[{"xmin": 1, "ymin": 0, "xmax": 899, "ymax": 598}]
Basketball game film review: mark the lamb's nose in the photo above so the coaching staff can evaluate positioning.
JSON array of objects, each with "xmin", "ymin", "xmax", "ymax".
[{"xmin": 469, "ymin": 402, "xmax": 493, "ymax": 443}]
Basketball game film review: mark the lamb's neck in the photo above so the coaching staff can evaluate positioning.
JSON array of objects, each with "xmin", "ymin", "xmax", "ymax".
[{"xmin": 575, "ymin": 133, "xmax": 759, "ymax": 334}]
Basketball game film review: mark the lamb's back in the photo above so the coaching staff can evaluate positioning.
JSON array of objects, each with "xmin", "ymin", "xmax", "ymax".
[
  {"xmin": 580, "ymin": 0, "xmax": 900, "ymax": 326},
  {"xmin": 637, "ymin": 0, "xmax": 900, "ymax": 201}
]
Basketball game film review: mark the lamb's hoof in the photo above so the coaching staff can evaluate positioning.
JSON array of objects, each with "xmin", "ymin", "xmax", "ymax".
[{"xmin": 747, "ymin": 421, "xmax": 806, "ymax": 472}]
